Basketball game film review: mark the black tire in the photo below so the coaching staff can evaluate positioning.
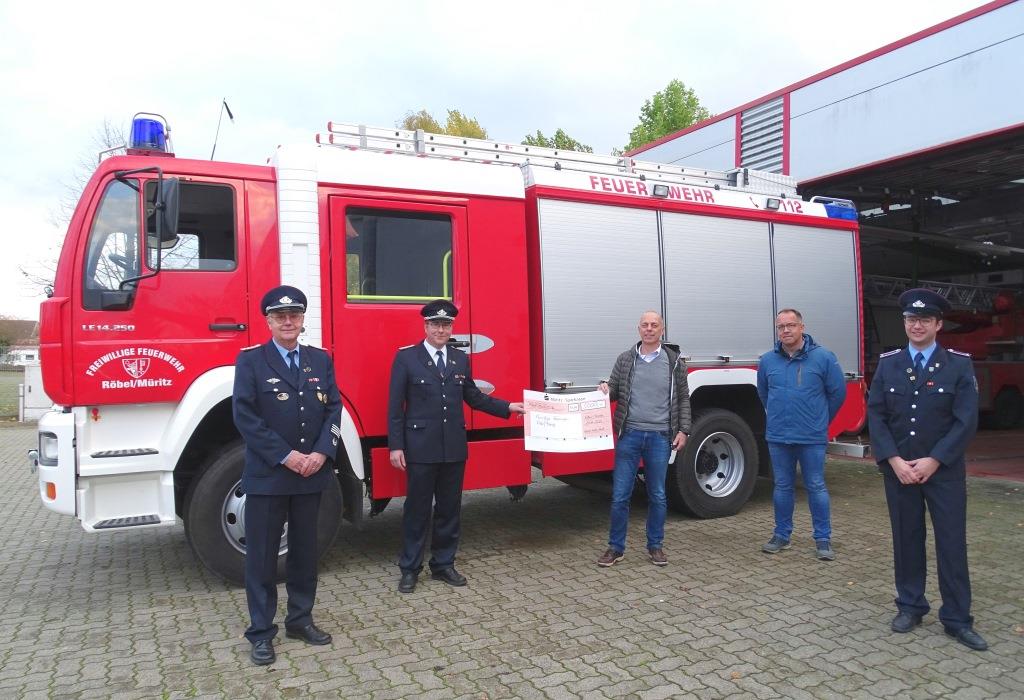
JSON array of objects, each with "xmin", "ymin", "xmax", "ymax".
[
  {"xmin": 991, "ymin": 388, "xmax": 1024, "ymax": 430},
  {"xmin": 666, "ymin": 409, "xmax": 759, "ymax": 518},
  {"xmin": 183, "ymin": 442, "xmax": 343, "ymax": 586}
]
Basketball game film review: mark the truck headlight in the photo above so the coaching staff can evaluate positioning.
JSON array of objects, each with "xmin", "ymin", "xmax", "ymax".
[{"xmin": 39, "ymin": 432, "xmax": 58, "ymax": 466}]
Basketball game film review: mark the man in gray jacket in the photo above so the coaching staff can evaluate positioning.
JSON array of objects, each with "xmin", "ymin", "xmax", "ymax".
[{"xmin": 598, "ymin": 311, "xmax": 692, "ymax": 567}]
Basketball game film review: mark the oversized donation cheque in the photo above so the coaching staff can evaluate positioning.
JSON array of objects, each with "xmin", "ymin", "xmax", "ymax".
[{"xmin": 523, "ymin": 389, "xmax": 614, "ymax": 452}]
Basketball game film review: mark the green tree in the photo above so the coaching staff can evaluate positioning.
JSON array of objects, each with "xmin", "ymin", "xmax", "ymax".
[
  {"xmin": 400, "ymin": 109, "xmax": 444, "ymax": 134},
  {"xmin": 522, "ymin": 128, "xmax": 593, "ymax": 153},
  {"xmin": 399, "ymin": 109, "xmax": 488, "ymax": 139},
  {"xmin": 624, "ymin": 79, "xmax": 712, "ymax": 152},
  {"xmin": 443, "ymin": 110, "xmax": 487, "ymax": 139}
]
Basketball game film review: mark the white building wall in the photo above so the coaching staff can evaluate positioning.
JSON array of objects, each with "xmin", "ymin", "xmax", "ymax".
[
  {"xmin": 636, "ymin": 2, "xmax": 1024, "ymax": 183},
  {"xmin": 636, "ymin": 116, "xmax": 736, "ymax": 170},
  {"xmin": 789, "ymin": 1, "xmax": 1024, "ymax": 181}
]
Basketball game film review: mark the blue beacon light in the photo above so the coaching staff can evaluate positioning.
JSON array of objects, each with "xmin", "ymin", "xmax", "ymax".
[{"xmin": 130, "ymin": 118, "xmax": 167, "ymax": 151}]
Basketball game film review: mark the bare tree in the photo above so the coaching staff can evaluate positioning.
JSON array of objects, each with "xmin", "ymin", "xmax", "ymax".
[{"xmin": 20, "ymin": 120, "xmax": 127, "ymax": 295}]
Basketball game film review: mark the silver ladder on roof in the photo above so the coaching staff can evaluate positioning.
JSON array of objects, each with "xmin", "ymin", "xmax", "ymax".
[
  {"xmin": 316, "ymin": 122, "xmax": 800, "ymax": 198},
  {"xmin": 864, "ymin": 274, "xmax": 1004, "ymax": 311}
]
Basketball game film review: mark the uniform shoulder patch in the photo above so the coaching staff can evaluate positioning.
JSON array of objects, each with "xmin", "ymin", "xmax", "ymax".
[
  {"xmin": 240, "ymin": 344, "xmax": 261, "ymax": 351},
  {"xmin": 948, "ymin": 349, "xmax": 972, "ymax": 357},
  {"xmin": 878, "ymin": 349, "xmax": 901, "ymax": 358}
]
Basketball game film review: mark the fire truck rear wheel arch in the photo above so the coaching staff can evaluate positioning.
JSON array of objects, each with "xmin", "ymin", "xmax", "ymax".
[
  {"xmin": 183, "ymin": 441, "xmax": 343, "ymax": 586},
  {"xmin": 666, "ymin": 409, "xmax": 759, "ymax": 519},
  {"xmin": 989, "ymin": 387, "xmax": 1024, "ymax": 430}
]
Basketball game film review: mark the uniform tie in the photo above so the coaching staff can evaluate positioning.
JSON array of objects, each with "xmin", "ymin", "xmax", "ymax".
[
  {"xmin": 435, "ymin": 350, "xmax": 445, "ymax": 374},
  {"xmin": 914, "ymin": 351, "xmax": 924, "ymax": 376},
  {"xmin": 288, "ymin": 350, "xmax": 300, "ymax": 384}
]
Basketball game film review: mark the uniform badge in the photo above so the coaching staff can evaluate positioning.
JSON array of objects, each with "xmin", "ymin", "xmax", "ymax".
[
  {"xmin": 926, "ymin": 381, "xmax": 934, "ymax": 387},
  {"xmin": 905, "ymin": 368, "xmax": 912, "ymax": 374},
  {"xmin": 277, "ymin": 392, "xmax": 289, "ymax": 401},
  {"xmin": 912, "ymin": 300, "xmax": 925, "ymax": 308},
  {"xmin": 909, "ymin": 376, "xmax": 916, "ymax": 381},
  {"xmin": 304, "ymin": 366, "xmax": 311, "ymax": 373},
  {"xmin": 928, "ymin": 367, "xmax": 934, "ymax": 372},
  {"xmin": 316, "ymin": 391, "xmax": 324, "ymax": 403},
  {"xmin": 267, "ymin": 378, "xmax": 281, "ymax": 384}
]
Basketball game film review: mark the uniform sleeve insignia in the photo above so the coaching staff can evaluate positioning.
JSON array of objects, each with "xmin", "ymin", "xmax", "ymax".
[
  {"xmin": 948, "ymin": 349, "xmax": 972, "ymax": 357},
  {"xmin": 879, "ymin": 349, "xmax": 901, "ymax": 357}
]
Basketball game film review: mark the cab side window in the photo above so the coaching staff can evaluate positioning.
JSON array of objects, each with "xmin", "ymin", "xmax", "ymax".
[
  {"xmin": 145, "ymin": 182, "xmax": 236, "ymax": 271},
  {"xmin": 82, "ymin": 179, "xmax": 141, "ymax": 310},
  {"xmin": 345, "ymin": 208, "xmax": 452, "ymax": 302}
]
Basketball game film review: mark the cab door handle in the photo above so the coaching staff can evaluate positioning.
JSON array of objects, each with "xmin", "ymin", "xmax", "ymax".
[{"xmin": 209, "ymin": 323, "xmax": 247, "ymax": 331}]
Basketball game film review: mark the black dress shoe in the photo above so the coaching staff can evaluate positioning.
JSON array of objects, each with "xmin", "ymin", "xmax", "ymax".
[
  {"xmin": 945, "ymin": 626, "xmax": 988, "ymax": 651},
  {"xmin": 431, "ymin": 567, "xmax": 467, "ymax": 587},
  {"xmin": 250, "ymin": 639, "xmax": 276, "ymax": 665},
  {"xmin": 285, "ymin": 623, "xmax": 332, "ymax": 646},
  {"xmin": 398, "ymin": 571, "xmax": 418, "ymax": 593},
  {"xmin": 890, "ymin": 612, "xmax": 923, "ymax": 633}
]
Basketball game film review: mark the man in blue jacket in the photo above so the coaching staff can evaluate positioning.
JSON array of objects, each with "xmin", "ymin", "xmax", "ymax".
[
  {"xmin": 757, "ymin": 309, "xmax": 846, "ymax": 560},
  {"xmin": 233, "ymin": 285, "xmax": 342, "ymax": 665}
]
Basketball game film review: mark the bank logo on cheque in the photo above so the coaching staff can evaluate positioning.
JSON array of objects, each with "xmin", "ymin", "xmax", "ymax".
[{"xmin": 86, "ymin": 347, "xmax": 186, "ymax": 389}]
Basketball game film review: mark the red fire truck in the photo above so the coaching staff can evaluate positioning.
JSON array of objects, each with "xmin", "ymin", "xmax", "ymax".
[
  {"xmin": 32, "ymin": 115, "xmax": 865, "ymax": 583},
  {"xmin": 865, "ymin": 275, "xmax": 1024, "ymax": 429}
]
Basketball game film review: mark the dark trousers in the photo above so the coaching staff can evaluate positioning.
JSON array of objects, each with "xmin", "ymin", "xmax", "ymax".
[
  {"xmin": 882, "ymin": 472, "xmax": 973, "ymax": 630},
  {"xmin": 399, "ymin": 460, "xmax": 465, "ymax": 574},
  {"xmin": 244, "ymin": 491, "xmax": 322, "ymax": 643}
]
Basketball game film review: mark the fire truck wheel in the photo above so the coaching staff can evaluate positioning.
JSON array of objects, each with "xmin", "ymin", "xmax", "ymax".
[
  {"xmin": 992, "ymin": 388, "xmax": 1024, "ymax": 429},
  {"xmin": 666, "ymin": 409, "xmax": 758, "ymax": 518},
  {"xmin": 183, "ymin": 443, "xmax": 344, "ymax": 587}
]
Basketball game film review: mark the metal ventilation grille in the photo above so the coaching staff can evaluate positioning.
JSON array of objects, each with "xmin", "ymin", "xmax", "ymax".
[{"xmin": 740, "ymin": 98, "xmax": 784, "ymax": 173}]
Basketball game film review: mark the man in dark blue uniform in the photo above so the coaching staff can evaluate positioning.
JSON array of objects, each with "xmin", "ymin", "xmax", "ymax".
[
  {"xmin": 233, "ymin": 285, "xmax": 342, "ymax": 665},
  {"xmin": 868, "ymin": 288, "xmax": 987, "ymax": 651},
  {"xmin": 388, "ymin": 299, "xmax": 525, "ymax": 593}
]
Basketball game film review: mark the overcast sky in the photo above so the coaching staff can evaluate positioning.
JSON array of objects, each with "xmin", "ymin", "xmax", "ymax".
[{"xmin": 0, "ymin": 0, "xmax": 982, "ymax": 320}]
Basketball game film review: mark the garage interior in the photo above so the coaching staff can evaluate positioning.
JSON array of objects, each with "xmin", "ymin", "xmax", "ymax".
[{"xmin": 802, "ymin": 125, "xmax": 1024, "ymax": 429}]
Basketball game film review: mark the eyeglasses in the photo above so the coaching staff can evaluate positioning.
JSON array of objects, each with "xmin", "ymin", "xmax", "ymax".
[
  {"xmin": 904, "ymin": 316, "xmax": 938, "ymax": 327},
  {"xmin": 775, "ymin": 323, "xmax": 801, "ymax": 331},
  {"xmin": 427, "ymin": 321, "xmax": 453, "ymax": 329},
  {"xmin": 268, "ymin": 311, "xmax": 303, "ymax": 323}
]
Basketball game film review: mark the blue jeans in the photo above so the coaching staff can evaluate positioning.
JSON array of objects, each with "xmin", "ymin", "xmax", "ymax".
[
  {"xmin": 768, "ymin": 442, "xmax": 831, "ymax": 541},
  {"xmin": 608, "ymin": 429, "xmax": 671, "ymax": 552}
]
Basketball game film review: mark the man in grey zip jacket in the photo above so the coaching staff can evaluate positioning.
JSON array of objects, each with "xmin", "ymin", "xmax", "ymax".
[{"xmin": 597, "ymin": 311, "xmax": 692, "ymax": 567}]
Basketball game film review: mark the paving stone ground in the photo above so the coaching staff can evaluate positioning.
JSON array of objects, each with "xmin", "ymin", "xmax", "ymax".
[{"xmin": 1, "ymin": 421, "xmax": 1022, "ymax": 699}]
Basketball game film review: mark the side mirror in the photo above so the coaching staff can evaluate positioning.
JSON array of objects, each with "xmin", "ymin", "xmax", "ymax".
[
  {"xmin": 100, "ymin": 289, "xmax": 134, "ymax": 311},
  {"xmin": 160, "ymin": 177, "xmax": 180, "ymax": 240},
  {"xmin": 148, "ymin": 177, "xmax": 180, "ymax": 249}
]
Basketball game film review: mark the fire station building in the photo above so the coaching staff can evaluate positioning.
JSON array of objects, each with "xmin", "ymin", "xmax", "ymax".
[{"xmin": 630, "ymin": 0, "xmax": 1024, "ymax": 425}]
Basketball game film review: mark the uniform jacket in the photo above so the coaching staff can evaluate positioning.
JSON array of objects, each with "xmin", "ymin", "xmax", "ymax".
[
  {"xmin": 388, "ymin": 343, "xmax": 510, "ymax": 463},
  {"xmin": 867, "ymin": 344, "xmax": 978, "ymax": 480},
  {"xmin": 233, "ymin": 341, "xmax": 342, "ymax": 495},
  {"xmin": 606, "ymin": 342, "xmax": 691, "ymax": 438},
  {"xmin": 757, "ymin": 333, "xmax": 846, "ymax": 444}
]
